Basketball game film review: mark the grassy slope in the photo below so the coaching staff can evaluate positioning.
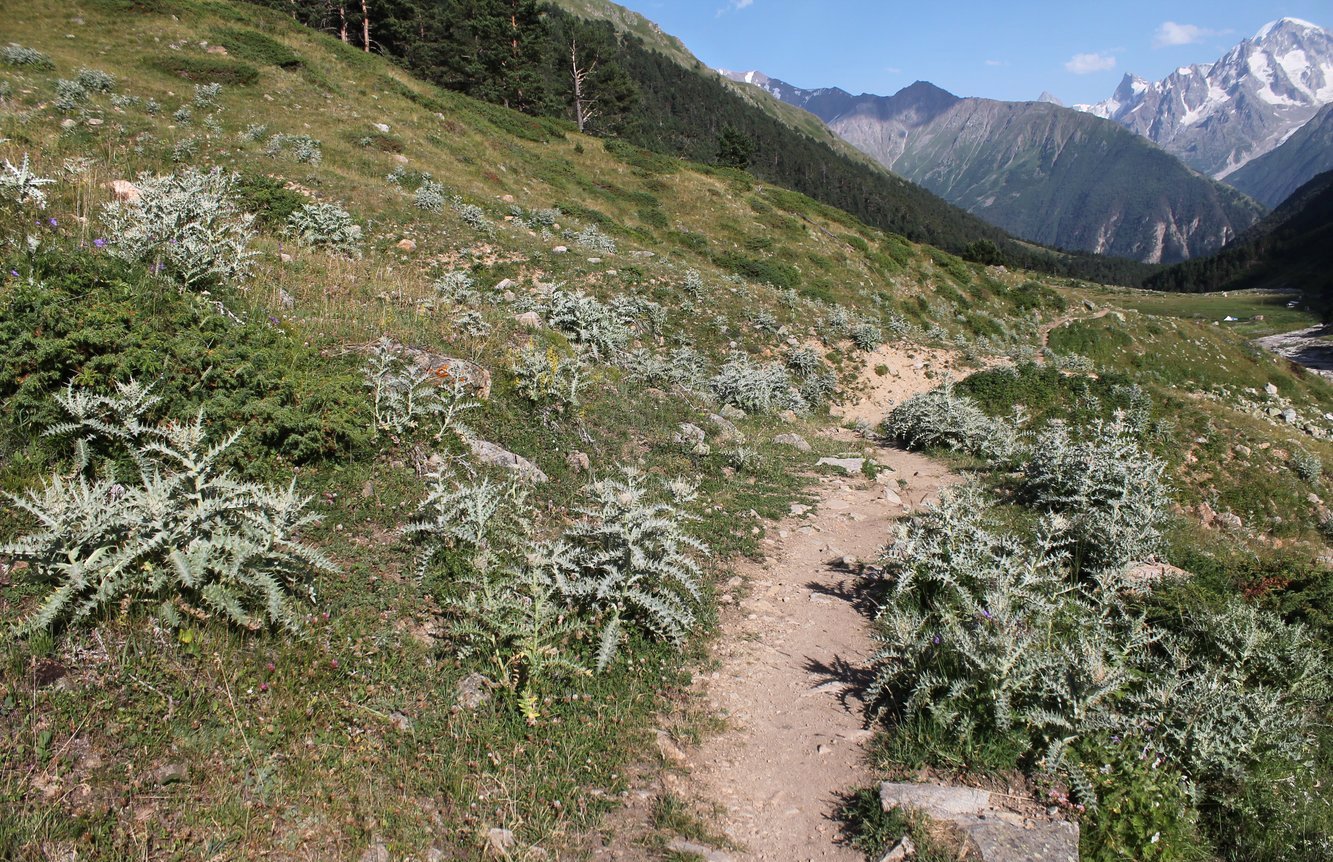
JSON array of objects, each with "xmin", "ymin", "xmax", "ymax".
[{"xmin": 0, "ymin": 1, "xmax": 1330, "ymax": 860}]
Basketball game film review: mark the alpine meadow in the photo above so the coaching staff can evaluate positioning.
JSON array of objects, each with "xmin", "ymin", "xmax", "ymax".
[{"xmin": 3, "ymin": 2, "xmax": 1333, "ymax": 861}]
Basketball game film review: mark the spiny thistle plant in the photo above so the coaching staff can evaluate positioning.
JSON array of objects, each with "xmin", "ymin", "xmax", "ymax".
[
  {"xmin": 784, "ymin": 345, "xmax": 823, "ymax": 377},
  {"xmin": 414, "ymin": 178, "xmax": 446, "ymax": 212},
  {"xmin": 565, "ymin": 223, "xmax": 617, "ymax": 254},
  {"xmin": 451, "ymin": 197, "xmax": 491, "ymax": 232},
  {"xmin": 286, "ymin": 202, "xmax": 363, "ymax": 257},
  {"xmin": 850, "ymin": 321, "xmax": 884, "ymax": 352},
  {"xmin": 443, "ymin": 560, "xmax": 587, "ymax": 722},
  {"xmin": 867, "ymin": 482, "xmax": 1328, "ymax": 817},
  {"xmin": 54, "ymin": 79, "xmax": 89, "ymax": 113},
  {"xmin": 265, "ymin": 134, "xmax": 322, "ymax": 165},
  {"xmin": 433, "ymin": 269, "xmax": 477, "ymax": 303},
  {"xmin": 546, "ymin": 470, "xmax": 708, "ymax": 670},
  {"xmin": 1290, "ymin": 448, "xmax": 1323, "ymax": 484},
  {"xmin": 620, "ymin": 346, "xmax": 708, "ymax": 391},
  {"xmin": 75, "ymin": 68, "xmax": 115, "ymax": 93},
  {"xmin": 2, "ymin": 43, "xmax": 54, "ymax": 68},
  {"xmin": 193, "ymin": 83, "xmax": 222, "ymax": 108},
  {"xmin": 0, "ymin": 154, "xmax": 55, "ymax": 209},
  {"xmin": 1021, "ymin": 419, "xmax": 1170, "ymax": 573},
  {"xmin": 510, "ymin": 343, "xmax": 587, "ymax": 408},
  {"xmin": 881, "ymin": 381, "xmax": 1017, "ymax": 461},
  {"xmin": 710, "ymin": 354, "xmax": 808, "ymax": 415},
  {"xmin": 362, "ymin": 338, "xmax": 479, "ymax": 439},
  {"xmin": 407, "ymin": 467, "xmax": 589, "ymax": 718},
  {"xmin": 682, "ymin": 269, "xmax": 704, "ymax": 298},
  {"xmin": 3, "ymin": 381, "xmax": 333, "ymax": 637},
  {"xmin": 404, "ymin": 468, "xmax": 529, "ymax": 574},
  {"xmin": 100, "ymin": 167, "xmax": 257, "ymax": 289},
  {"xmin": 544, "ymin": 289, "xmax": 632, "ymax": 357}
]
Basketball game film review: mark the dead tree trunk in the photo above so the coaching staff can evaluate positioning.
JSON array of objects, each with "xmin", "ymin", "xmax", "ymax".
[
  {"xmin": 339, "ymin": 4, "xmax": 349, "ymax": 43},
  {"xmin": 360, "ymin": 0, "xmax": 371, "ymax": 52},
  {"xmin": 570, "ymin": 41, "xmax": 598, "ymax": 133}
]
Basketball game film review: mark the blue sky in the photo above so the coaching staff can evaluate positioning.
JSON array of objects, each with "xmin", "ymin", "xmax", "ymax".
[{"xmin": 612, "ymin": 1, "xmax": 1331, "ymax": 104}]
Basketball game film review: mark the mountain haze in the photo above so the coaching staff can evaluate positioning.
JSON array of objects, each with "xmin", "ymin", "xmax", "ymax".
[{"xmin": 724, "ymin": 73, "xmax": 1264, "ymax": 263}]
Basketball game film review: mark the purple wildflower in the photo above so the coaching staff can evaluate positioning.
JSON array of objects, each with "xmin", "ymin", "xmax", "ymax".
[
  {"xmin": 48, "ymin": 217, "xmax": 57, "ymax": 227},
  {"xmin": 92, "ymin": 238, "xmax": 106, "ymax": 248}
]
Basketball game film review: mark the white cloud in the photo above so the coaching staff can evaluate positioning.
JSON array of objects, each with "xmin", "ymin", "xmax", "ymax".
[
  {"xmin": 1065, "ymin": 52, "xmax": 1117, "ymax": 74},
  {"xmin": 985, "ymin": 59, "xmax": 1008, "ymax": 67},
  {"xmin": 1153, "ymin": 21, "xmax": 1219, "ymax": 47},
  {"xmin": 716, "ymin": 0, "xmax": 754, "ymax": 13}
]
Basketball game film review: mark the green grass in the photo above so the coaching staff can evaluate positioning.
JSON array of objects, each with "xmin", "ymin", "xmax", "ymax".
[
  {"xmin": 1, "ymin": 0, "xmax": 1332, "ymax": 858},
  {"xmin": 1090, "ymin": 287, "xmax": 1318, "ymax": 337}
]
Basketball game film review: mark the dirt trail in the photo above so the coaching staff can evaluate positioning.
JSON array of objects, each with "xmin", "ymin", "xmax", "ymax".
[
  {"xmin": 670, "ymin": 444, "xmax": 953, "ymax": 861},
  {"xmin": 656, "ymin": 350, "xmax": 965, "ymax": 862}
]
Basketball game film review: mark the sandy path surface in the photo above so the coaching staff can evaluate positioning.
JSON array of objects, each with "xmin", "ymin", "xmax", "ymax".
[
  {"xmin": 587, "ymin": 344, "xmax": 977, "ymax": 861},
  {"xmin": 671, "ymin": 440, "xmax": 955, "ymax": 861}
]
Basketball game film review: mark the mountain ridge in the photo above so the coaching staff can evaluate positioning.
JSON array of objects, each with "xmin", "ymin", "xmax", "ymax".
[
  {"xmin": 724, "ymin": 71, "xmax": 1264, "ymax": 263},
  {"xmin": 1074, "ymin": 17, "xmax": 1333, "ymax": 179}
]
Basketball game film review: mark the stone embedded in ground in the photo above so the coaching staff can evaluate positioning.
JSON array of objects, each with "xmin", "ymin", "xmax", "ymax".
[
  {"xmin": 880, "ymin": 782, "xmax": 992, "ymax": 817},
  {"xmin": 774, "ymin": 433, "xmax": 812, "ymax": 452},
  {"xmin": 359, "ymin": 841, "xmax": 389, "ymax": 862},
  {"xmin": 152, "ymin": 763, "xmax": 189, "ymax": 785},
  {"xmin": 708, "ymin": 412, "xmax": 743, "ymax": 440},
  {"xmin": 877, "ymin": 836, "xmax": 915, "ymax": 862},
  {"xmin": 1123, "ymin": 561, "xmax": 1191, "ymax": 590},
  {"xmin": 665, "ymin": 838, "xmax": 732, "ymax": 862},
  {"xmin": 455, "ymin": 672, "xmax": 492, "ymax": 710},
  {"xmin": 654, "ymin": 730, "xmax": 689, "ymax": 766},
  {"xmin": 880, "ymin": 782, "xmax": 1079, "ymax": 862},
  {"xmin": 817, "ymin": 457, "xmax": 865, "ymax": 474},
  {"xmin": 566, "ymin": 450, "xmax": 591, "ymax": 473},
  {"xmin": 486, "ymin": 828, "xmax": 515, "ymax": 854},
  {"xmin": 109, "ymin": 179, "xmax": 141, "ymax": 202},
  {"xmin": 468, "ymin": 439, "xmax": 548, "ymax": 483},
  {"xmin": 963, "ymin": 817, "xmax": 1079, "ymax": 862},
  {"xmin": 395, "ymin": 238, "xmax": 416, "ymax": 252}
]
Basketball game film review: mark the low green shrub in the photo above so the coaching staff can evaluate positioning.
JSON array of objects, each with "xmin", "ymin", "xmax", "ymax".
[
  {"xmin": 233, "ymin": 173, "xmax": 305, "ymax": 228},
  {"xmin": 210, "ymin": 26, "xmax": 303, "ymax": 69},
  {"xmin": 0, "ymin": 246, "xmax": 369, "ymax": 474},
  {"xmin": 146, "ymin": 53, "xmax": 260, "ymax": 85}
]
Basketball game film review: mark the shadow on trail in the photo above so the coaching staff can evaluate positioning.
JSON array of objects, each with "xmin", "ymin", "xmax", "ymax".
[{"xmin": 802, "ymin": 653, "xmax": 875, "ymax": 715}]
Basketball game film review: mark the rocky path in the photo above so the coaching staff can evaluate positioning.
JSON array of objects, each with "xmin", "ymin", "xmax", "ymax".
[
  {"xmin": 668, "ymin": 440, "xmax": 955, "ymax": 861},
  {"xmin": 1254, "ymin": 324, "xmax": 1333, "ymax": 378}
]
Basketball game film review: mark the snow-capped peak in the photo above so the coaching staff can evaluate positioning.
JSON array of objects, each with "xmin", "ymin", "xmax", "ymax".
[
  {"xmin": 1254, "ymin": 17, "xmax": 1323, "ymax": 41},
  {"xmin": 1073, "ymin": 18, "xmax": 1333, "ymax": 178}
]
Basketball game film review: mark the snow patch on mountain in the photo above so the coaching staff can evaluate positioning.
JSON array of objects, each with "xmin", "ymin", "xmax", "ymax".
[{"xmin": 1074, "ymin": 18, "xmax": 1333, "ymax": 178}]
